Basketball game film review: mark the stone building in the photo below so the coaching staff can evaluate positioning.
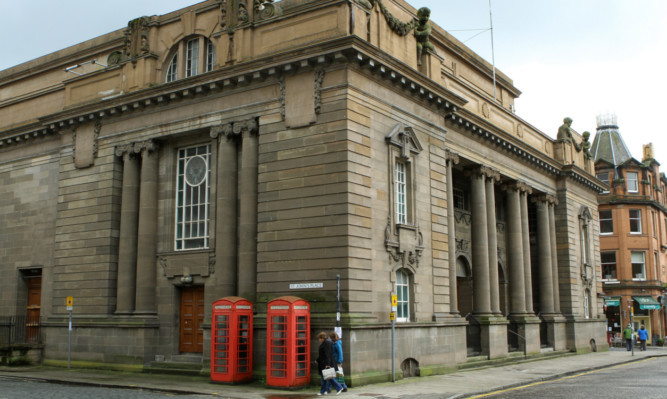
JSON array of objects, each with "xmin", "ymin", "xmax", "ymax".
[
  {"xmin": 593, "ymin": 115, "xmax": 667, "ymax": 344},
  {"xmin": 0, "ymin": 0, "xmax": 606, "ymax": 383}
]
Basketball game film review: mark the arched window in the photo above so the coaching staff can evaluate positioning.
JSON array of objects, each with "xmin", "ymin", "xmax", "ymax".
[
  {"xmin": 396, "ymin": 269, "xmax": 411, "ymax": 322},
  {"xmin": 165, "ymin": 36, "xmax": 215, "ymax": 83}
]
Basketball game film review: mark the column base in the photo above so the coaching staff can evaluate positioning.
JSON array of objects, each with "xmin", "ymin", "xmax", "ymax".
[{"xmin": 508, "ymin": 314, "xmax": 541, "ymax": 354}]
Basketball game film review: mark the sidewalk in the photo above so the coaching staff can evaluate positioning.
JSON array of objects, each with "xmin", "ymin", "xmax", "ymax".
[{"xmin": 1, "ymin": 347, "xmax": 665, "ymax": 398}]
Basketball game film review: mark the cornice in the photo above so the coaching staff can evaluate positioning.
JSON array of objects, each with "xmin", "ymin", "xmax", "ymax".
[
  {"xmin": 446, "ymin": 110, "xmax": 561, "ymax": 176},
  {"xmin": 598, "ymin": 195, "xmax": 667, "ymax": 214},
  {"xmin": 0, "ymin": 36, "xmax": 465, "ymax": 150}
]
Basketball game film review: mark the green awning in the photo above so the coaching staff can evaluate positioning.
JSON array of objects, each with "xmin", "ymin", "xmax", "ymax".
[
  {"xmin": 633, "ymin": 296, "xmax": 661, "ymax": 310},
  {"xmin": 605, "ymin": 297, "xmax": 620, "ymax": 307}
]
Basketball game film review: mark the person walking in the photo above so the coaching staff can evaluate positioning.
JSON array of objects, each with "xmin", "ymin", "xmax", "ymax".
[
  {"xmin": 329, "ymin": 332, "xmax": 349, "ymax": 392},
  {"xmin": 316, "ymin": 332, "xmax": 344, "ymax": 396},
  {"xmin": 638, "ymin": 325, "xmax": 649, "ymax": 351},
  {"xmin": 623, "ymin": 324, "xmax": 634, "ymax": 351}
]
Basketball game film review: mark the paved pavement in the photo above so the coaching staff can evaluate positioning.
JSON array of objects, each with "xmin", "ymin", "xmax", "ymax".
[{"xmin": 1, "ymin": 347, "xmax": 665, "ymax": 399}]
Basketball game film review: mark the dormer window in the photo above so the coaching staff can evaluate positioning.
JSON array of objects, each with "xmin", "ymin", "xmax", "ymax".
[
  {"xmin": 165, "ymin": 36, "xmax": 215, "ymax": 83},
  {"xmin": 627, "ymin": 171, "xmax": 638, "ymax": 193}
]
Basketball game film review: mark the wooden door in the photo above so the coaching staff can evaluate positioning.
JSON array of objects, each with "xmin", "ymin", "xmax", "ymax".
[
  {"xmin": 26, "ymin": 276, "xmax": 41, "ymax": 344},
  {"xmin": 179, "ymin": 286, "xmax": 205, "ymax": 353}
]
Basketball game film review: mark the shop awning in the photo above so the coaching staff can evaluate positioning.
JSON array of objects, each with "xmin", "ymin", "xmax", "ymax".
[
  {"xmin": 632, "ymin": 296, "xmax": 661, "ymax": 310},
  {"xmin": 604, "ymin": 297, "xmax": 621, "ymax": 307}
]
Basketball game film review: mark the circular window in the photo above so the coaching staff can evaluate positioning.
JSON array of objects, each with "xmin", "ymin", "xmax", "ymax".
[{"xmin": 184, "ymin": 156, "xmax": 207, "ymax": 186}]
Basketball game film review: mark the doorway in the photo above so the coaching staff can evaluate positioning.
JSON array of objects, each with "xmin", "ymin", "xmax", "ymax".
[
  {"xmin": 25, "ymin": 273, "xmax": 42, "ymax": 344},
  {"xmin": 179, "ymin": 285, "xmax": 205, "ymax": 353}
]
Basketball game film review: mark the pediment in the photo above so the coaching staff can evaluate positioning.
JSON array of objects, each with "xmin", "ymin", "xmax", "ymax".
[{"xmin": 385, "ymin": 123, "xmax": 423, "ymax": 156}]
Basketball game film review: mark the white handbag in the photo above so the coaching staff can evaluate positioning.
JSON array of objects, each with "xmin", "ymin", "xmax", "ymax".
[{"xmin": 322, "ymin": 367, "xmax": 336, "ymax": 380}]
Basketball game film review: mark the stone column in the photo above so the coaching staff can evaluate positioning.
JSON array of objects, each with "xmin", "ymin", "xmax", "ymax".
[
  {"xmin": 535, "ymin": 196, "xmax": 555, "ymax": 314},
  {"xmin": 520, "ymin": 188, "xmax": 534, "ymax": 314},
  {"xmin": 134, "ymin": 140, "xmax": 159, "ymax": 314},
  {"xmin": 504, "ymin": 183, "xmax": 526, "ymax": 315},
  {"xmin": 548, "ymin": 199, "xmax": 561, "ymax": 313},
  {"xmin": 211, "ymin": 125, "xmax": 238, "ymax": 298},
  {"xmin": 470, "ymin": 168, "xmax": 491, "ymax": 315},
  {"xmin": 446, "ymin": 150, "xmax": 459, "ymax": 315},
  {"xmin": 236, "ymin": 119, "xmax": 259, "ymax": 301},
  {"xmin": 485, "ymin": 169, "xmax": 501, "ymax": 315},
  {"xmin": 115, "ymin": 145, "xmax": 139, "ymax": 314}
]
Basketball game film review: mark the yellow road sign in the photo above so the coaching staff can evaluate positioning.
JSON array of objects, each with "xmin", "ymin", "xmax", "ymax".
[
  {"xmin": 389, "ymin": 312, "xmax": 396, "ymax": 321},
  {"xmin": 391, "ymin": 295, "xmax": 397, "ymax": 307},
  {"xmin": 66, "ymin": 296, "xmax": 73, "ymax": 306}
]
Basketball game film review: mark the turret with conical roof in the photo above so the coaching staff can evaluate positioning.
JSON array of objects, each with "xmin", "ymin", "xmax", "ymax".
[{"xmin": 591, "ymin": 114, "xmax": 633, "ymax": 166}]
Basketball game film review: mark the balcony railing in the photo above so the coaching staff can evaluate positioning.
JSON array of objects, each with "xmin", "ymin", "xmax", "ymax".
[{"xmin": 0, "ymin": 316, "xmax": 42, "ymax": 346}]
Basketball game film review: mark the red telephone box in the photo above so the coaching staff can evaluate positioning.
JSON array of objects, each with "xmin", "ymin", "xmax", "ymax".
[
  {"xmin": 266, "ymin": 296, "xmax": 310, "ymax": 388},
  {"xmin": 210, "ymin": 297, "xmax": 253, "ymax": 383}
]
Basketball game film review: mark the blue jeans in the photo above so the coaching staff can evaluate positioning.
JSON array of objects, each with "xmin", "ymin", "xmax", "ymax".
[{"xmin": 320, "ymin": 371, "xmax": 343, "ymax": 394}]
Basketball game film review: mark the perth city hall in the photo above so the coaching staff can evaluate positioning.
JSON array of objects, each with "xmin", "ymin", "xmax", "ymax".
[{"xmin": 0, "ymin": 0, "xmax": 606, "ymax": 384}]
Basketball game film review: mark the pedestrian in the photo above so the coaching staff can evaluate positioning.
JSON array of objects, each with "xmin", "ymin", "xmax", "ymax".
[
  {"xmin": 638, "ymin": 325, "xmax": 649, "ymax": 351},
  {"xmin": 329, "ymin": 332, "xmax": 349, "ymax": 392},
  {"xmin": 316, "ymin": 331, "xmax": 344, "ymax": 396},
  {"xmin": 623, "ymin": 323, "xmax": 633, "ymax": 351}
]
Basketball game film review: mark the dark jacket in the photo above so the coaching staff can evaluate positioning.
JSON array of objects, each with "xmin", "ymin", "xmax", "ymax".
[{"xmin": 317, "ymin": 338, "xmax": 336, "ymax": 372}]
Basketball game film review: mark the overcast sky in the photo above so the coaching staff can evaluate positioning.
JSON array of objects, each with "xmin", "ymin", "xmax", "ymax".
[{"xmin": 2, "ymin": 0, "xmax": 666, "ymax": 166}]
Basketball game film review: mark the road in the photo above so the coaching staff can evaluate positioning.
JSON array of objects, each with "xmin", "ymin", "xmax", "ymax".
[
  {"xmin": 474, "ymin": 356, "xmax": 667, "ymax": 399},
  {"xmin": 0, "ymin": 376, "xmax": 213, "ymax": 399}
]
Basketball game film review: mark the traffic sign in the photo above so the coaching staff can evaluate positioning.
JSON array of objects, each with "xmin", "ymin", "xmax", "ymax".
[{"xmin": 389, "ymin": 312, "xmax": 396, "ymax": 321}]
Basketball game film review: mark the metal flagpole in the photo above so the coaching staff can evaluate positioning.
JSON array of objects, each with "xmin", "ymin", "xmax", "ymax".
[{"xmin": 489, "ymin": 0, "xmax": 497, "ymax": 101}]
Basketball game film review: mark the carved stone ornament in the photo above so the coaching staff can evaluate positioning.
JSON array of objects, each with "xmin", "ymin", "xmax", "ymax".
[
  {"xmin": 455, "ymin": 210, "xmax": 471, "ymax": 226},
  {"xmin": 279, "ymin": 77, "xmax": 286, "ymax": 120},
  {"xmin": 254, "ymin": 0, "xmax": 283, "ymax": 21},
  {"xmin": 456, "ymin": 238, "xmax": 469, "ymax": 252},
  {"xmin": 123, "ymin": 16, "xmax": 151, "ymax": 63},
  {"xmin": 238, "ymin": 1, "xmax": 249, "ymax": 24},
  {"xmin": 384, "ymin": 216, "xmax": 424, "ymax": 267},
  {"xmin": 314, "ymin": 68, "xmax": 325, "ymax": 114},
  {"xmin": 211, "ymin": 118, "xmax": 258, "ymax": 141},
  {"xmin": 377, "ymin": 0, "xmax": 416, "ymax": 36},
  {"xmin": 482, "ymin": 103, "xmax": 490, "ymax": 119},
  {"xmin": 220, "ymin": 1, "xmax": 227, "ymax": 29}
]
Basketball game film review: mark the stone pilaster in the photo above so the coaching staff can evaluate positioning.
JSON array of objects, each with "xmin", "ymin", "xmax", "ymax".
[
  {"xmin": 236, "ymin": 119, "xmax": 259, "ymax": 301},
  {"xmin": 134, "ymin": 140, "xmax": 159, "ymax": 314},
  {"xmin": 548, "ymin": 200, "xmax": 561, "ymax": 313},
  {"xmin": 211, "ymin": 124, "xmax": 239, "ymax": 299},
  {"xmin": 446, "ymin": 150, "xmax": 459, "ymax": 315},
  {"xmin": 115, "ymin": 145, "xmax": 139, "ymax": 314}
]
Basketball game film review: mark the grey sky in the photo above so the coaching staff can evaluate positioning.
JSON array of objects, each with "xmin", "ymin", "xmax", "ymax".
[{"xmin": 3, "ymin": 0, "xmax": 665, "ymax": 165}]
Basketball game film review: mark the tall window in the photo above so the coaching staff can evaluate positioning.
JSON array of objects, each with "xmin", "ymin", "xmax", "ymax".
[
  {"xmin": 599, "ymin": 209, "xmax": 613, "ymax": 234},
  {"xmin": 627, "ymin": 172, "xmax": 638, "ymax": 193},
  {"xmin": 186, "ymin": 38, "xmax": 199, "ymax": 77},
  {"xmin": 206, "ymin": 39, "xmax": 216, "ymax": 72},
  {"xmin": 629, "ymin": 209, "xmax": 642, "ymax": 234},
  {"xmin": 396, "ymin": 269, "xmax": 410, "ymax": 322},
  {"xmin": 165, "ymin": 36, "xmax": 215, "ymax": 82},
  {"xmin": 395, "ymin": 161, "xmax": 407, "ymax": 224},
  {"xmin": 166, "ymin": 53, "xmax": 178, "ymax": 83},
  {"xmin": 631, "ymin": 251, "xmax": 646, "ymax": 280},
  {"xmin": 597, "ymin": 172, "xmax": 609, "ymax": 193},
  {"xmin": 454, "ymin": 188, "xmax": 468, "ymax": 211},
  {"xmin": 175, "ymin": 144, "xmax": 211, "ymax": 250},
  {"xmin": 601, "ymin": 251, "xmax": 617, "ymax": 280}
]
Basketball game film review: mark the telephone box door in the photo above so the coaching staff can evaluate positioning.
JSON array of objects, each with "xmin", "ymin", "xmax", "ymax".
[
  {"xmin": 266, "ymin": 296, "xmax": 310, "ymax": 388},
  {"xmin": 211, "ymin": 297, "xmax": 253, "ymax": 383}
]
